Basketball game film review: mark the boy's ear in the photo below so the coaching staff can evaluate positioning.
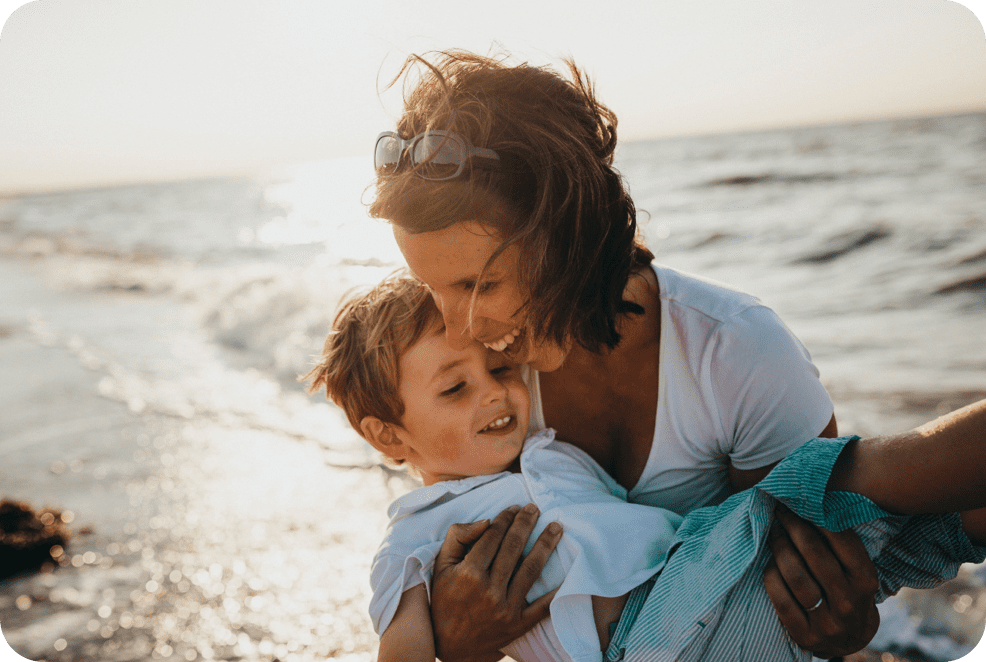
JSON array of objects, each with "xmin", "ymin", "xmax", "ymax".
[{"xmin": 360, "ymin": 416, "xmax": 407, "ymax": 460}]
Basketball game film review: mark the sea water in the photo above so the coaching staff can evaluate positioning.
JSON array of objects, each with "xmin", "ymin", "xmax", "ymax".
[{"xmin": 1, "ymin": 112, "xmax": 984, "ymax": 661}]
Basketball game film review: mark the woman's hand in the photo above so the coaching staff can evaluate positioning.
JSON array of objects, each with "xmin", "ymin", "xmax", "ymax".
[
  {"xmin": 763, "ymin": 504, "xmax": 880, "ymax": 659},
  {"xmin": 430, "ymin": 503, "xmax": 563, "ymax": 662}
]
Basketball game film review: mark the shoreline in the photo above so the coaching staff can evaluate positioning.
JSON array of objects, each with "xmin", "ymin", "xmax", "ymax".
[
  {"xmin": 0, "ymin": 253, "xmax": 400, "ymax": 661},
  {"xmin": 1, "ymin": 248, "xmax": 983, "ymax": 661}
]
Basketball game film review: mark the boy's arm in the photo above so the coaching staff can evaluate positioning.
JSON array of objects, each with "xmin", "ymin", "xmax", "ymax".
[
  {"xmin": 827, "ymin": 398, "xmax": 986, "ymax": 521},
  {"xmin": 378, "ymin": 584, "xmax": 437, "ymax": 662}
]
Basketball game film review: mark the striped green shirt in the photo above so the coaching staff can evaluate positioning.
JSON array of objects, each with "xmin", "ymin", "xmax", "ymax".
[{"xmin": 609, "ymin": 436, "xmax": 986, "ymax": 662}]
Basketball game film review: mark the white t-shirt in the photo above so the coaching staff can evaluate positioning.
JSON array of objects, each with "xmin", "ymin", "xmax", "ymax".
[
  {"xmin": 369, "ymin": 429, "xmax": 682, "ymax": 662},
  {"xmin": 526, "ymin": 263, "xmax": 834, "ymax": 515}
]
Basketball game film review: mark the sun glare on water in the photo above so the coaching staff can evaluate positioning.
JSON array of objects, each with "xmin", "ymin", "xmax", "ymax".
[{"xmin": 257, "ymin": 155, "xmax": 404, "ymax": 269}]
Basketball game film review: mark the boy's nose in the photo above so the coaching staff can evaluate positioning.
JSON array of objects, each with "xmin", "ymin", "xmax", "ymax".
[{"xmin": 481, "ymin": 377, "xmax": 508, "ymax": 406}]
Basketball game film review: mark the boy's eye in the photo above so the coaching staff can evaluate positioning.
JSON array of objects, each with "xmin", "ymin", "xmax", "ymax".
[{"xmin": 441, "ymin": 382, "xmax": 466, "ymax": 396}]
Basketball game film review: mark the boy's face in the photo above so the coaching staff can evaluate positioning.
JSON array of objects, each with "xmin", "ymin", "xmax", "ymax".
[{"xmin": 391, "ymin": 319, "xmax": 530, "ymax": 485}]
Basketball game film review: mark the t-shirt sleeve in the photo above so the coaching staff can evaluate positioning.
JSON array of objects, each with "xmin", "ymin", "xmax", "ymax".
[
  {"xmin": 709, "ymin": 304, "xmax": 834, "ymax": 471},
  {"xmin": 367, "ymin": 540, "xmax": 443, "ymax": 636}
]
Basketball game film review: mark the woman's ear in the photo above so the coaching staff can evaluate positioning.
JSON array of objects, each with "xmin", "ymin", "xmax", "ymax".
[{"xmin": 360, "ymin": 416, "xmax": 407, "ymax": 461}]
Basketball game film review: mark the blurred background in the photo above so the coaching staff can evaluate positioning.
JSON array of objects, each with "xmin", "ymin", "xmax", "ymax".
[{"xmin": 1, "ymin": 1, "xmax": 985, "ymax": 661}]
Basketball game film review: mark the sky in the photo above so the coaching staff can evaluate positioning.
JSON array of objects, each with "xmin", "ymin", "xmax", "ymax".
[{"xmin": 0, "ymin": 0, "xmax": 984, "ymax": 194}]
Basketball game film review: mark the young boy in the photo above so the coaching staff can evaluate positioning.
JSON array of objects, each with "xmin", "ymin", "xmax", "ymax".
[{"xmin": 305, "ymin": 270, "xmax": 986, "ymax": 662}]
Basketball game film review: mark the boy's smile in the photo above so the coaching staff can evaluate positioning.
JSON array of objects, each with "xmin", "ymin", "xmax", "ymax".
[{"xmin": 390, "ymin": 319, "xmax": 530, "ymax": 485}]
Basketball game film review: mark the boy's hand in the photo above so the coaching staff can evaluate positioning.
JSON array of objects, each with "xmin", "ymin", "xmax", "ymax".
[
  {"xmin": 763, "ymin": 504, "xmax": 880, "ymax": 659},
  {"xmin": 430, "ymin": 504, "xmax": 562, "ymax": 662}
]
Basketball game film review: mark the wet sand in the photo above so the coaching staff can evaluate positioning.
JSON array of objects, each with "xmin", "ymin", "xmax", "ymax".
[{"xmin": 0, "ymin": 260, "xmax": 410, "ymax": 661}]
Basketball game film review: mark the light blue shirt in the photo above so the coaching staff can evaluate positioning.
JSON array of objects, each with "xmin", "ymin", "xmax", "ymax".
[{"xmin": 370, "ymin": 429, "xmax": 682, "ymax": 662}]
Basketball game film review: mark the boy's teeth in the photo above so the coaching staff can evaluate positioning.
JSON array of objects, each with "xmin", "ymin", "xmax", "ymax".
[{"xmin": 482, "ymin": 416, "xmax": 512, "ymax": 431}]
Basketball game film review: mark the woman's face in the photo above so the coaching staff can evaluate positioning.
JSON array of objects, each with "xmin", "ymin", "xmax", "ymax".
[{"xmin": 393, "ymin": 220, "xmax": 569, "ymax": 372}]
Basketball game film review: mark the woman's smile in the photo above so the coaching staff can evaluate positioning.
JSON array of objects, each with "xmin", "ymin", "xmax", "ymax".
[
  {"xmin": 394, "ymin": 221, "xmax": 572, "ymax": 372},
  {"xmin": 483, "ymin": 328, "xmax": 521, "ymax": 352}
]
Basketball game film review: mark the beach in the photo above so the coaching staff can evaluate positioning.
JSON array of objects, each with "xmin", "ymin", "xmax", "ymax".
[
  {"xmin": 0, "ymin": 250, "xmax": 417, "ymax": 661},
  {"xmin": 1, "ymin": 112, "xmax": 985, "ymax": 661}
]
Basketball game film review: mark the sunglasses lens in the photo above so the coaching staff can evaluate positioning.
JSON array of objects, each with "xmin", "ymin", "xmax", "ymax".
[
  {"xmin": 374, "ymin": 136, "xmax": 402, "ymax": 173},
  {"xmin": 413, "ymin": 134, "xmax": 465, "ymax": 165},
  {"xmin": 411, "ymin": 134, "xmax": 465, "ymax": 180}
]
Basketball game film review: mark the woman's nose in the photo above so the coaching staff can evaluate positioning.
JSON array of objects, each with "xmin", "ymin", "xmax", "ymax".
[{"xmin": 435, "ymin": 295, "xmax": 471, "ymax": 350}]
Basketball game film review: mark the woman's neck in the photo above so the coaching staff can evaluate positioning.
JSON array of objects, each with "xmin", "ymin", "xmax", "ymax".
[{"xmin": 537, "ymin": 265, "xmax": 662, "ymax": 490}]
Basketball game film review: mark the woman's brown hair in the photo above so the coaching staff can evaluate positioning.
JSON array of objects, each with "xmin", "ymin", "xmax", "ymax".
[{"xmin": 369, "ymin": 50, "xmax": 654, "ymax": 353}]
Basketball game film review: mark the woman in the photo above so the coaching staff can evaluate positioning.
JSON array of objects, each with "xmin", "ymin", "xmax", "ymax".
[{"xmin": 369, "ymin": 50, "xmax": 878, "ymax": 661}]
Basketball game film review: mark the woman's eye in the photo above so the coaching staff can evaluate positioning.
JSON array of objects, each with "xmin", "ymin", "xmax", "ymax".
[
  {"xmin": 441, "ymin": 382, "xmax": 466, "ymax": 396},
  {"xmin": 462, "ymin": 280, "xmax": 498, "ymax": 295},
  {"xmin": 490, "ymin": 365, "xmax": 510, "ymax": 376}
]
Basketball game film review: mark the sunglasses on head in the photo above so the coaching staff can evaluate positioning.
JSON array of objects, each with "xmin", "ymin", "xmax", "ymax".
[{"xmin": 374, "ymin": 130, "xmax": 500, "ymax": 181}]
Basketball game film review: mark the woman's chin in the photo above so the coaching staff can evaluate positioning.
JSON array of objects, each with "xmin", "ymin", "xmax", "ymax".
[{"xmin": 521, "ymin": 339, "xmax": 570, "ymax": 373}]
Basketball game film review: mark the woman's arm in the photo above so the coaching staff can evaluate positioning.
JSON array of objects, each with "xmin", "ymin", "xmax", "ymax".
[
  {"xmin": 760, "ymin": 413, "xmax": 882, "ymax": 660},
  {"xmin": 827, "ymin": 398, "xmax": 986, "ymax": 519},
  {"xmin": 765, "ymin": 398, "xmax": 986, "ymax": 658},
  {"xmin": 429, "ymin": 504, "xmax": 563, "ymax": 662},
  {"xmin": 378, "ymin": 584, "xmax": 436, "ymax": 662}
]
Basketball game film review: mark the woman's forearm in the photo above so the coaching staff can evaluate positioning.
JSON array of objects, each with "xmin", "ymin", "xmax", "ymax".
[{"xmin": 827, "ymin": 399, "xmax": 986, "ymax": 516}]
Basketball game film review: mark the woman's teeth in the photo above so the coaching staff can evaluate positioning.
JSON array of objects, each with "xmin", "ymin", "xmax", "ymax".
[
  {"xmin": 484, "ymin": 329, "xmax": 521, "ymax": 352},
  {"xmin": 482, "ymin": 416, "xmax": 512, "ymax": 432}
]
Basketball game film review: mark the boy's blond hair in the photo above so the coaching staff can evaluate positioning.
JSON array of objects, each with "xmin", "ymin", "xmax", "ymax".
[{"xmin": 303, "ymin": 269, "xmax": 440, "ymax": 452}]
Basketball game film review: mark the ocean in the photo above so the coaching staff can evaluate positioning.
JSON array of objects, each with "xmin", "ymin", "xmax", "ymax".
[{"xmin": 1, "ymin": 112, "xmax": 984, "ymax": 661}]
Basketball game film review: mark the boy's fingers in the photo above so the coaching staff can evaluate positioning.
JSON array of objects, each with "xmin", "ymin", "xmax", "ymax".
[
  {"xmin": 489, "ymin": 503, "xmax": 541, "ymax": 585},
  {"xmin": 506, "ymin": 521, "xmax": 563, "ymax": 604}
]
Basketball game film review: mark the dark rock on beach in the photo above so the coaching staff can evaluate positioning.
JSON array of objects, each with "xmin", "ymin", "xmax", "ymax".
[{"xmin": 0, "ymin": 498, "xmax": 70, "ymax": 580}]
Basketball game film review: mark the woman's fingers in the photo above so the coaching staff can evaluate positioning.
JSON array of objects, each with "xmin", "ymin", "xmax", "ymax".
[
  {"xmin": 507, "ymin": 520, "xmax": 563, "ymax": 605},
  {"xmin": 521, "ymin": 586, "xmax": 560, "ymax": 629},
  {"xmin": 435, "ymin": 518, "xmax": 494, "ymax": 575},
  {"xmin": 490, "ymin": 503, "xmax": 542, "ymax": 586},
  {"xmin": 815, "ymin": 524, "xmax": 880, "ymax": 607},
  {"xmin": 766, "ymin": 504, "xmax": 880, "ymax": 657},
  {"xmin": 768, "ymin": 509, "xmax": 833, "ymax": 611},
  {"xmin": 429, "ymin": 505, "xmax": 562, "ymax": 662},
  {"xmin": 763, "ymin": 555, "xmax": 809, "ymax": 633},
  {"xmin": 454, "ymin": 505, "xmax": 522, "ymax": 577}
]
